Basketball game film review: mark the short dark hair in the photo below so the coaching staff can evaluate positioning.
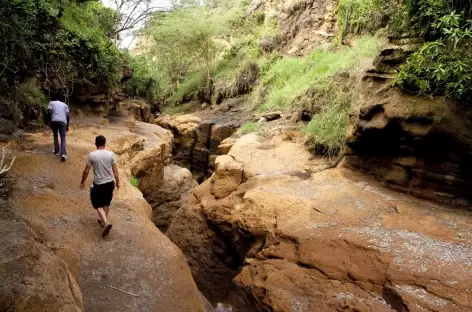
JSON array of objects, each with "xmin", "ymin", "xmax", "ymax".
[{"xmin": 95, "ymin": 135, "xmax": 106, "ymax": 147}]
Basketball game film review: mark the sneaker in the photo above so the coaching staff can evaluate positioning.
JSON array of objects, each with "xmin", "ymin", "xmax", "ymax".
[
  {"xmin": 61, "ymin": 155, "xmax": 67, "ymax": 161},
  {"xmin": 53, "ymin": 150, "xmax": 59, "ymax": 156},
  {"xmin": 102, "ymin": 223, "xmax": 113, "ymax": 237}
]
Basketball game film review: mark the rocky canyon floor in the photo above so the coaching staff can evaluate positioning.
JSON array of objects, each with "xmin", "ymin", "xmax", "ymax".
[
  {"xmin": 1, "ymin": 111, "xmax": 472, "ymax": 312},
  {"xmin": 1, "ymin": 115, "xmax": 208, "ymax": 312}
]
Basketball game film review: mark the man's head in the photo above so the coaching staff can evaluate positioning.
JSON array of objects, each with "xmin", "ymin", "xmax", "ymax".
[{"xmin": 95, "ymin": 135, "xmax": 106, "ymax": 148}]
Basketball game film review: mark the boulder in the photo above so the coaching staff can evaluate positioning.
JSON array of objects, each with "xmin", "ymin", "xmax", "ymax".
[
  {"xmin": 210, "ymin": 124, "xmax": 236, "ymax": 154},
  {"xmin": 218, "ymin": 138, "xmax": 236, "ymax": 155},
  {"xmin": 210, "ymin": 155, "xmax": 243, "ymax": 199},
  {"xmin": 145, "ymin": 164, "xmax": 198, "ymax": 232}
]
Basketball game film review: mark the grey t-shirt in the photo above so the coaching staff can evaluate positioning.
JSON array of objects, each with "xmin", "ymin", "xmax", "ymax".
[
  {"xmin": 87, "ymin": 149, "xmax": 117, "ymax": 185},
  {"xmin": 48, "ymin": 101, "xmax": 69, "ymax": 124}
]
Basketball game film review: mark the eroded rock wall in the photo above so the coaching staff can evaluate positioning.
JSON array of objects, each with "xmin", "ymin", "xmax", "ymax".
[
  {"xmin": 155, "ymin": 114, "xmax": 237, "ymax": 180},
  {"xmin": 344, "ymin": 41, "xmax": 472, "ymax": 204},
  {"xmin": 167, "ymin": 132, "xmax": 472, "ymax": 312},
  {"xmin": 6, "ymin": 121, "xmax": 209, "ymax": 312},
  {"xmin": 250, "ymin": 0, "xmax": 337, "ymax": 55}
]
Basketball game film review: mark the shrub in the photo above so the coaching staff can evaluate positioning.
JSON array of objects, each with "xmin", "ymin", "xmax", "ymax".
[
  {"xmin": 130, "ymin": 176, "xmax": 139, "ymax": 188},
  {"xmin": 169, "ymin": 74, "xmax": 205, "ymax": 106},
  {"xmin": 396, "ymin": 11, "xmax": 472, "ymax": 99},
  {"xmin": 338, "ymin": 0, "xmax": 396, "ymax": 37}
]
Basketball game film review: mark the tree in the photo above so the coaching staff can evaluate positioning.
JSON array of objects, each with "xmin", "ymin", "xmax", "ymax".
[
  {"xmin": 143, "ymin": 6, "xmax": 224, "ymax": 89},
  {"xmin": 105, "ymin": 0, "xmax": 168, "ymax": 46}
]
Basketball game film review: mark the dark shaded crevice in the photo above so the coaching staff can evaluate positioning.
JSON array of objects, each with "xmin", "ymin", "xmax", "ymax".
[{"xmin": 382, "ymin": 287, "xmax": 409, "ymax": 312}]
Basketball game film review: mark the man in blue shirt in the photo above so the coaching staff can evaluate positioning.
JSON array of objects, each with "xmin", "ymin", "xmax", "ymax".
[{"xmin": 46, "ymin": 98, "xmax": 70, "ymax": 161}]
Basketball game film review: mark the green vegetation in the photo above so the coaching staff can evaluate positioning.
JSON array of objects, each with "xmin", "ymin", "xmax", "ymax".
[
  {"xmin": 0, "ymin": 0, "xmax": 121, "ymax": 124},
  {"xmin": 254, "ymin": 36, "xmax": 386, "ymax": 112},
  {"xmin": 130, "ymin": 176, "xmax": 139, "ymax": 188},
  {"xmin": 304, "ymin": 84, "xmax": 351, "ymax": 159},
  {"xmin": 238, "ymin": 122, "xmax": 261, "ymax": 135},
  {"xmin": 338, "ymin": 0, "xmax": 386, "ymax": 37},
  {"xmin": 397, "ymin": 8, "xmax": 472, "ymax": 99},
  {"xmin": 163, "ymin": 102, "xmax": 199, "ymax": 115},
  {"xmin": 122, "ymin": 53, "xmax": 160, "ymax": 103},
  {"xmin": 140, "ymin": 0, "xmax": 276, "ymax": 106}
]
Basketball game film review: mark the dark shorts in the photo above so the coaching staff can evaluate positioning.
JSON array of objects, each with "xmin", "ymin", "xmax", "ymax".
[{"xmin": 90, "ymin": 181, "xmax": 115, "ymax": 209}]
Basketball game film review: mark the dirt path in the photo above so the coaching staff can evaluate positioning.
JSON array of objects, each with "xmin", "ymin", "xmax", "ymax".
[{"xmin": 7, "ymin": 116, "xmax": 206, "ymax": 312}]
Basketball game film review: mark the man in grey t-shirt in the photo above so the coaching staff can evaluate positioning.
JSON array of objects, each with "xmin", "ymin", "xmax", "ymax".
[
  {"xmin": 47, "ymin": 99, "xmax": 70, "ymax": 161},
  {"xmin": 80, "ymin": 135, "xmax": 120, "ymax": 237}
]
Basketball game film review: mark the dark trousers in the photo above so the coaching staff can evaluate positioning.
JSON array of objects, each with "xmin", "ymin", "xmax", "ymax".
[{"xmin": 51, "ymin": 121, "xmax": 67, "ymax": 156}]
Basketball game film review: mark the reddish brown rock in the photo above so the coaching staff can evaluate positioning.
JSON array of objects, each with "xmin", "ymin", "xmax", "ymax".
[
  {"xmin": 210, "ymin": 155, "xmax": 244, "ymax": 199},
  {"xmin": 169, "ymin": 131, "xmax": 472, "ymax": 312},
  {"xmin": 0, "ymin": 219, "xmax": 83, "ymax": 312}
]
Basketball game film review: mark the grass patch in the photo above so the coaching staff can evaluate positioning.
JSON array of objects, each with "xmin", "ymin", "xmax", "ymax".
[
  {"xmin": 163, "ymin": 102, "xmax": 199, "ymax": 115},
  {"xmin": 130, "ymin": 176, "xmax": 139, "ymax": 188},
  {"xmin": 337, "ymin": 0, "xmax": 389, "ymax": 37},
  {"xmin": 253, "ymin": 35, "xmax": 386, "ymax": 112},
  {"xmin": 238, "ymin": 122, "xmax": 261, "ymax": 134},
  {"xmin": 169, "ymin": 74, "xmax": 205, "ymax": 106},
  {"xmin": 303, "ymin": 84, "xmax": 352, "ymax": 159}
]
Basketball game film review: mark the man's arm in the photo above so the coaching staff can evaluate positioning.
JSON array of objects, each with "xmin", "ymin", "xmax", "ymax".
[
  {"xmin": 45, "ymin": 102, "xmax": 52, "ymax": 126},
  {"xmin": 66, "ymin": 105, "xmax": 70, "ymax": 131},
  {"xmin": 112, "ymin": 164, "xmax": 120, "ymax": 190},
  {"xmin": 80, "ymin": 164, "xmax": 91, "ymax": 189}
]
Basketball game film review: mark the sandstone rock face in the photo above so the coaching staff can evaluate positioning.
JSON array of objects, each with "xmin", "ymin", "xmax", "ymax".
[
  {"xmin": 168, "ymin": 131, "xmax": 472, "ymax": 312},
  {"xmin": 0, "ymin": 218, "xmax": 83, "ymax": 312},
  {"xmin": 167, "ymin": 190, "xmax": 243, "ymax": 305},
  {"xmin": 250, "ymin": 0, "xmax": 337, "ymax": 55},
  {"xmin": 122, "ymin": 99, "xmax": 153, "ymax": 123},
  {"xmin": 147, "ymin": 164, "xmax": 198, "ymax": 232},
  {"xmin": 218, "ymin": 138, "xmax": 236, "ymax": 155},
  {"xmin": 155, "ymin": 114, "xmax": 237, "ymax": 179},
  {"xmin": 345, "ymin": 42, "xmax": 472, "ymax": 204},
  {"xmin": 210, "ymin": 156, "xmax": 244, "ymax": 199}
]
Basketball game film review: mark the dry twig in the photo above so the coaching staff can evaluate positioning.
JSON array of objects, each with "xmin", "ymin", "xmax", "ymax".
[
  {"xmin": 105, "ymin": 285, "xmax": 140, "ymax": 297},
  {"xmin": 0, "ymin": 143, "xmax": 16, "ymax": 177}
]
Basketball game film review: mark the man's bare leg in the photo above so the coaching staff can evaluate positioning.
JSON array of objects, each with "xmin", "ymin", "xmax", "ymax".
[
  {"xmin": 97, "ymin": 207, "xmax": 112, "ymax": 237},
  {"xmin": 97, "ymin": 207, "xmax": 108, "ymax": 224},
  {"xmin": 97, "ymin": 206, "xmax": 110, "ymax": 227}
]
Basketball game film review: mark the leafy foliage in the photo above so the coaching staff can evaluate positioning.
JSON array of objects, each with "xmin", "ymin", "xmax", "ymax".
[
  {"xmin": 397, "ymin": 10, "xmax": 472, "ymax": 99},
  {"xmin": 122, "ymin": 52, "xmax": 160, "ymax": 103},
  {"xmin": 140, "ymin": 0, "xmax": 277, "ymax": 107},
  {"xmin": 0, "ymin": 0, "xmax": 121, "ymax": 123}
]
